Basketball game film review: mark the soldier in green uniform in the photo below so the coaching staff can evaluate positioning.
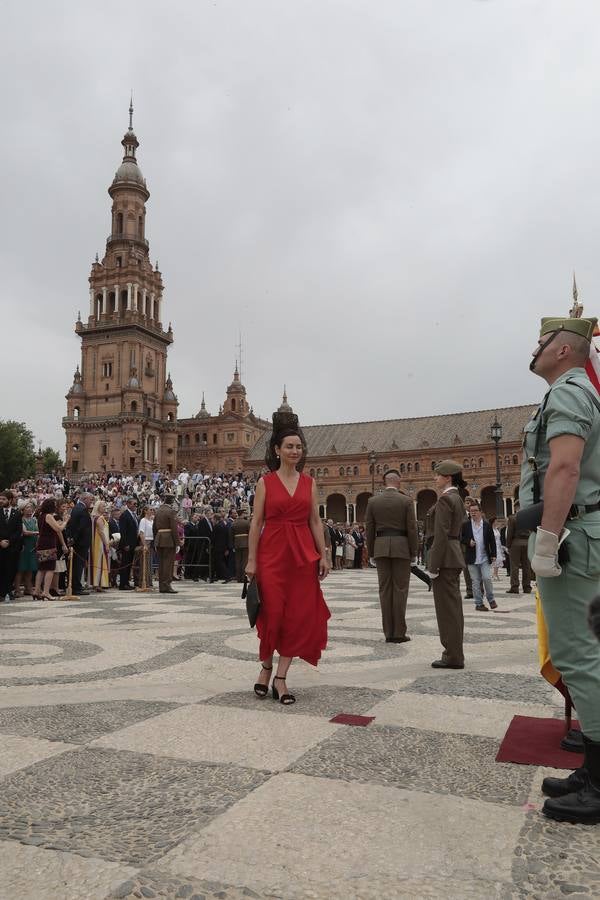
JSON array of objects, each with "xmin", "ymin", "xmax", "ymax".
[
  {"xmin": 427, "ymin": 460, "xmax": 468, "ymax": 669},
  {"xmin": 521, "ymin": 316, "xmax": 600, "ymax": 824}
]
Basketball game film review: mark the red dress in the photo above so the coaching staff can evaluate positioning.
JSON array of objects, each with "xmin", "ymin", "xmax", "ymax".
[{"xmin": 256, "ymin": 471, "xmax": 330, "ymax": 666}]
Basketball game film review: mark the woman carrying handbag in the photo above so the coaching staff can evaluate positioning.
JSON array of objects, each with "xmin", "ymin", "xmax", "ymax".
[{"xmin": 245, "ymin": 410, "xmax": 330, "ymax": 705}]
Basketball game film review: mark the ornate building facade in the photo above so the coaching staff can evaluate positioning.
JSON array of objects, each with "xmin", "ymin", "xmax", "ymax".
[
  {"xmin": 175, "ymin": 366, "xmax": 271, "ymax": 473},
  {"xmin": 63, "ymin": 107, "xmax": 535, "ymax": 523},
  {"xmin": 63, "ymin": 105, "xmax": 178, "ymax": 473},
  {"xmin": 246, "ymin": 398, "xmax": 536, "ymax": 523}
]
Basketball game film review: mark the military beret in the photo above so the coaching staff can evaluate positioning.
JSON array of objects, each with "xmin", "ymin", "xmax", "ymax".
[
  {"xmin": 540, "ymin": 317, "xmax": 598, "ymax": 342},
  {"xmin": 434, "ymin": 460, "xmax": 463, "ymax": 476}
]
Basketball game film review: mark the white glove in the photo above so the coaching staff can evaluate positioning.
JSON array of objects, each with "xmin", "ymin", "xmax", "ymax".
[
  {"xmin": 429, "ymin": 571, "xmax": 440, "ymax": 580},
  {"xmin": 531, "ymin": 528, "xmax": 561, "ymax": 578}
]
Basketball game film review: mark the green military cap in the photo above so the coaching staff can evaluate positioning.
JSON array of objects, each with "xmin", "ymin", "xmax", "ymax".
[
  {"xmin": 540, "ymin": 317, "xmax": 598, "ymax": 342},
  {"xmin": 434, "ymin": 459, "xmax": 463, "ymax": 475}
]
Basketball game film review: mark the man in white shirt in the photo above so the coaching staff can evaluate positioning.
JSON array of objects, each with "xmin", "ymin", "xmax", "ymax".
[{"xmin": 460, "ymin": 503, "xmax": 498, "ymax": 611}]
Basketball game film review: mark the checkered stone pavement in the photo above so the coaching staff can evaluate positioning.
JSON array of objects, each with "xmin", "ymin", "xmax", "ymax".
[{"xmin": 1, "ymin": 569, "xmax": 595, "ymax": 899}]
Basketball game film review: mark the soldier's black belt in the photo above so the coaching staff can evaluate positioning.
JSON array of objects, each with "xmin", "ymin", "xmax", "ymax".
[
  {"xmin": 376, "ymin": 529, "xmax": 407, "ymax": 537},
  {"xmin": 517, "ymin": 501, "xmax": 600, "ymax": 532}
]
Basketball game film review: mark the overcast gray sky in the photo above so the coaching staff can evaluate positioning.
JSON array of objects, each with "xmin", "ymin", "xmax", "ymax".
[{"xmin": 2, "ymin": 0, "xmax": 599, "ymax": 455}]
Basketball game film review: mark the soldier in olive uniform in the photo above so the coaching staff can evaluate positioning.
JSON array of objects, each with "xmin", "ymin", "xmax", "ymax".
[
  {"xmin": 505, "ymin": 504, "xmax": 532, "ymax": 594},
  {"xmin": 152, "ymin": 495, "xmax": 179, "ymax": 594},
  {"xmin": 522, "ymin": 316, "xmax": 600, "ymax": 824},
  {"xmin": 366, "ymin": 470, "xmax": 419, "ymax": 642},
  {"xmin": 232, "ymin": 504, "xmax": 251, "ymax": 583},
  {"xmin": 427, "ymin": 460, "xmax": 467, "ymax": 669}
]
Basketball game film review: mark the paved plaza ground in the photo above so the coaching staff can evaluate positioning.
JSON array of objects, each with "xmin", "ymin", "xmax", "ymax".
[{"xmin": 0, "ymin": 569, "xmax": 598, "ymax": 899}]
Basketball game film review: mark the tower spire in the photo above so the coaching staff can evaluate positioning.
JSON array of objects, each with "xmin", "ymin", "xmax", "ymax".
[
  {"xmin": 569, "ymin": 271, "xmax": 584, "ymax": 319},
  {"xmin": 129, "ymin": 92, "xmax": 134, "ymax": 131}
]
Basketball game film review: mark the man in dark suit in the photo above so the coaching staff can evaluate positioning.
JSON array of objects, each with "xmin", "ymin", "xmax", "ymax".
[
  {"xmin": 460, "ymin": 501, "xmax": 498, "ymax": 612},
  {"xmin": 366, "ymin": 470, "xmax": 419, "ymax": 642},
  {"xmin": 352, "ymin": 525, "xmax": 364, "ymax": 569},
  {"xmin": 326, "ymin": 519, "xmax": 337, "ymax": 571},
  {"xmin": 0, "ymin": 491, "xmax": 23, "ymax": 601},
  {"xmin": 197, "ymin": 507, "xmax": 214, "ymax": 582},
  {"xmin": 118, "ymin": 498, "xmax": 139, "ymax": 590},
  {"xmin": 65, "ymin": 492, "xmax": 93, "ymax": 595},
  {"xmin": 184, "ymin": 512, "xmax": 200, "ymax": 581},
  {"xmin": 107, "ymin": 507, "xmax": 122, "ymax": 588},
  {"xmin": 213, "ymin": 512, "xmax": 233, "ymax": 582},
  {"xmin": 232, "ymin": 505, "xmax": 251, "ymax": 582}
]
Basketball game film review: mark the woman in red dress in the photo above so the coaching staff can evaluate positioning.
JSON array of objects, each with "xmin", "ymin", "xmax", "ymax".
[{"xmin": 246, "ymin": 412, "xmax": 330, "ymax": 705}]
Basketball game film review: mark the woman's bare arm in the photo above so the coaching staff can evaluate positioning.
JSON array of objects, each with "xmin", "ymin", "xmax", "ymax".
[{"xmin": 245, "ymin": 478, "xmax": 265, "ymax": 578}]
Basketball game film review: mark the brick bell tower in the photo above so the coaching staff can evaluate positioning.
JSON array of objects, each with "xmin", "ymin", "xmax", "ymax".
[{"xmin": 63, "ymin": 101, "xmax": 178, "ymax": 474}]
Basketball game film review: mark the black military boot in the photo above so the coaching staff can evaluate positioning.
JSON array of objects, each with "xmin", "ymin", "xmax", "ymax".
[
  {"xmin": 542, "ymin": 766, "xmax": 587, "ymax": 798},
  {"xmin": 543, "ymin": 736, "xmax": 600, "ymax": 824}
]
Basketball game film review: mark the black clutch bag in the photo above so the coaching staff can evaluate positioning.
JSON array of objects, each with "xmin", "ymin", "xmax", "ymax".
[{"xmin": 241, "ymin": 576, "xmax": 261, "ymax": 628}]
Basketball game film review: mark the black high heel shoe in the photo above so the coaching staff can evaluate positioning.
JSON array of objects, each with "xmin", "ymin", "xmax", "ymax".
[
  {"xmin": 253, "ymin": 664, "xmax": 273, "ymax": 698},
  {"xmin": 272, "ymin": 675, "xmax": 296, "ymax": 705}
]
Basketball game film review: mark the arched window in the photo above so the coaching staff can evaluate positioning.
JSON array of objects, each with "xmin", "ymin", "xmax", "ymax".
[
  {"xmin": 504, "ymin": 454, "xmax": 511, "ymax": 465},
  {"xmin": 117, "ymin": 212, "xmax": 123, "ymax": 233},
  {"xmin": 383, "ymin": 464, "xmax": 389, "ymax": 473},
  {"xmin": 195, "ymin": 433, "xmax": 200, "ymax": 444},
  {"xmin": 317, "ymin": 468, "xmax": 322, "ymax": 477},
  {"xmin": 431, "ymin": 461, "xmax": 436, "ymax": 471},
  {"xmin": 376, "ymin": 464, "xmax": 381, "ymax": 474},
  {"xmin": 353, "ymin": 466, "xmax": 359, "ymax": 476},
  {"xmin": 414, "ymin": 462, "xmax": 420, "ymax": 473},
  {"xmin": 309, "ymin": 468, "xmax": 316, "ymax": 477},
  {"xmin": 407, "ymin": 463, "xmax": 412, "ymax": 473},
  {"xmin": 184, "ymin": 434, "xmax": 190, "ymax": 446},
  {"xmin": 323, "ymin": 468, "xmax": 329, "ymax": 476},
  {"xmin": 73, "ymin": 406, "xmax": 80, "ymax": 420},
  {"xmin": 400, "ymin": 463, "xmax": 405, "ymax": 473},
  {"xmin": 512, "ymin": 454, "xmax": 519, "ymax": 465},
  {"xmin": 339, "ymin": 467, "xmax": 344, "ymax": 476},
  {"xmin": 231, "ymin": 398, "xmax": 236, "ymax": 411},
  {"xmin": 167, "ymin": 412, "xmax": 174, "ymax": 422},
  {"xmin": 138, "ymin": 216, "xmax": 143, "ymax": 238},
  {"xmin": 346, "ymin": 466, "xmax": 352, "ymax": 476},
  {"xmin": 130, "ymin": 401, "xmax": 138, "ymax": 412},
  {"xmin": 479, "ymin": 458, "xmax": 484, "ymax": 468},
  {"xmin": 470, "ymin": 457, "xmax": 475, "ymax": 468},
  {"xmin": 177, "ymin": 435, "xmax": 182, "ymax": 447},
  {"xmin": 463, "ymin": 458, "xmax": 469, "ymax": 468}
]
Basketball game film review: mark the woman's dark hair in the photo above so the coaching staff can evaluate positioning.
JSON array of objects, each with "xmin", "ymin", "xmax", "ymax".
[
  {"xmin": 489, "ymin": 515, "xmax": 497, "ymax": 527},
  {"xmin": 451, "ymin": 472, "xmax": 469, "ymax": 500},
  {"xmin": 38, "ymin": 498, "xmax": 56, "ymax": 518},
  {"xmin": 265, "ymin": 411, "xmax": 307, "ymax": 472}
]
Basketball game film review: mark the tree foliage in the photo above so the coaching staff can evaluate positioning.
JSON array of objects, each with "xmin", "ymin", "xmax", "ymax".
[
  {"xmin": 0, "ymin": 421, "xmax": 35, "ymax": 489},
  {"xmin": 41, "ymin": 446, "xmax": 63, "ymax": 473}
]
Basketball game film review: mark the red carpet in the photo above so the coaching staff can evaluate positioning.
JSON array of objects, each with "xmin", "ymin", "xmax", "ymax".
[
  {"xmin": 329, "ymin": 714, "xmax": 374, "ymax": 727},
  {"xmin": 496, "ymin": 715, "xmax": 583, "ymax": 768}
]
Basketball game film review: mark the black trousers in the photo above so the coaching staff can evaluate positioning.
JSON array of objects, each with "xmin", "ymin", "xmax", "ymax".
[
  {"xmin": 72, "ymin": 543, "xmax": 89, "ymax": 592},
  {"xmin": 120, "ymin": 547, "xmax": 135, "ymax": 588},
  {"xmin": 184, "ymin": 540, "xmax": 200, "ymax": 579},
  {"xmin": 0, "ymin": 548, "xmax": 19, "ymax": 596},
  {"xmin": 215, "ymin": 551, "xmax": 229, "ymax": 581}
]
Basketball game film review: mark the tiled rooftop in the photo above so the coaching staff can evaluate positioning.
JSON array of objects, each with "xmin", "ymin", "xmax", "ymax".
[{"xmin": 247, "ymin": 403, "xmax": 537, "ymax": 460}]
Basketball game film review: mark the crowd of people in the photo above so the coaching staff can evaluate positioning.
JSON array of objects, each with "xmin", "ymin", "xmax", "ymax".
[{"xmin": 0, "ymin": 469, "xmax": 261, "ymax": 600}]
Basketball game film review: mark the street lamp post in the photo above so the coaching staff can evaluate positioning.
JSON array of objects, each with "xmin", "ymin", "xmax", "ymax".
[
  {"xmin": 368, "ymin": 450, "xmax": 377, "ymax": 496},
  {"xmin": 490, "ymin": 416, "xmax": 504, "ymax": 518}
]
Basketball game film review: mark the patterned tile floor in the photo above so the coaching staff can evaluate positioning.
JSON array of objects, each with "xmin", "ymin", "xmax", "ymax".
[{"xmin": 0, "ymin": 570, "xmax": 598, "ymax": 899}]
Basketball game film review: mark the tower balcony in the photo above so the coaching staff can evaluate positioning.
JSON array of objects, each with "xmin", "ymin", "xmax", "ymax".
[
  {"xmin": 106, "ymin": 233, "xmax": 149, "ymax": 248},
  {"xmin": 75, "ymin": 310, "xmax": 173, "ymax": 342}
]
